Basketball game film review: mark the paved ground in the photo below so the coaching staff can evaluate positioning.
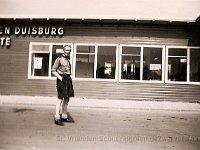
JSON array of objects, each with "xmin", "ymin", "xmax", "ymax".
[
  {"xmin": 1, "ymin": 95, "xmax": 200, "ymax": 112},
  {"xmin": 0, "ymin": 104, "xmax": 200, "ymax": 150}
]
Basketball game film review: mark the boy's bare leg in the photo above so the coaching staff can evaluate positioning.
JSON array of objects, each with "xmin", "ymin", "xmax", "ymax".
[
  {"xmin": 61, "ymin": 97, "xmax": 69, "ymax": 119},
  {"xmin": 55, "ymin": 99, "xmax": 62, "ymax": 120},
  {"xmin": 54, "ymin": 99, "xmax": 64, "ymax": 126}
]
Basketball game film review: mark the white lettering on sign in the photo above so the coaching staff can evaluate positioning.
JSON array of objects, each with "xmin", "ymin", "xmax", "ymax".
[
  {"xmin": 4, "ymin": 27, "xmax": 10, "ymax": 35},
  {"xmin": 38, "ymin": 27, "xmax": 43, "ymax": 35},
  {"xmin": 58, "ymin": 28, "xmax": 64, "ymax": 35},
  {"xmin": 15, "ymin": 27, "xmax": 20, "ymax": 34},
  {"xmin": 21, "ymin": 27, "xmax": 27, "ymax": 35},
  {"xmin": 0, "ymin": 26, "xmax": 10, "ymax": 35},
  {"xmin": 0, "ymin": 26, "xmax": 64, "ymax": 47},
  {"xmin": 14, "ymin": 26, "xmax": 64, "ymax": 36},
  {"xmin": 32, "ymin": 27, "xmax": 37, "ymax": 35},
  {"xmin": 0, "ymin": 37, "xmax": 11, "ymax": 46},
  {"xmin": 51, "ymin": 27, "xmax": 56, "ymax": 35}
]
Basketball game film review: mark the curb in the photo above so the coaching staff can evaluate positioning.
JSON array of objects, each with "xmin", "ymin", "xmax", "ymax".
[{"xmin": 0, "ymin": 95, "xmax": 200, "ymax": 112}]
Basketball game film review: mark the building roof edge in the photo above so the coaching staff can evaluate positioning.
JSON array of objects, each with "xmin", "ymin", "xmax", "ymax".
[{"xmin": 0, "ymin": 15, "xmax": 197, "ymax": 23}]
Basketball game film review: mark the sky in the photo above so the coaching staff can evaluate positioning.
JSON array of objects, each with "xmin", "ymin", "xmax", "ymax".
[{"xmin": 0, "ymin": 0, "xmax": 200, "ymax": 21}]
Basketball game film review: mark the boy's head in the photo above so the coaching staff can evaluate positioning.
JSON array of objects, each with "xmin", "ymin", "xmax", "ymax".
[{"xmin": 63, "ymin": 45, "xmax": 71, "ymax": 56}]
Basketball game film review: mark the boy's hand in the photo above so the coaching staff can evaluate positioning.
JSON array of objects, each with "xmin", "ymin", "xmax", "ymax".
[{"xmin": 59, "ymin": 77, "xmax": 63, "ymax": 81}]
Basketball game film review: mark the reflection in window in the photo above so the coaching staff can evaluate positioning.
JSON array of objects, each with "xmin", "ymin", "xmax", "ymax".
[
  {"xmin": 143, "ymin": 47, "xmax": 162, "ymax": 81},
  {"xmin": 121, "ymin": 47, "xmax": 141, "ymax": 80},
  {"xmin": 96, "ymin": 46, "xmax": 116, "ymax": 79},
  {"xmin": 168, "ymin": 48, "xmax": 187, "ymax": 81},
  {"xmin": 190, "ymin": 49, "xmax": 200, "ymax": 82},
  {"xmin": 75, "ymin": 46, "xmax": 95, "ymax": 78}
]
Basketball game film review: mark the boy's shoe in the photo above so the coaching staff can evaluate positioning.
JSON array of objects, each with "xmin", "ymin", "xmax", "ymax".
[
  {"xmin": 54, "ymin": 119, "xmax": 64, "ymax": 126},
  {"xmin": 61, "ymin": 118, "xmax": 70, "ymax": 122},
  {"xmin": 61, "ymin": 118, "xmax": 75, "ymax": 123}
]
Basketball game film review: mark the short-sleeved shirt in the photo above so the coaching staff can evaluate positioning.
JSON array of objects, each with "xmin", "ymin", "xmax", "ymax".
[{"xmin": 52, "ymin": 55, "xmax": 71, "ymax": 75}]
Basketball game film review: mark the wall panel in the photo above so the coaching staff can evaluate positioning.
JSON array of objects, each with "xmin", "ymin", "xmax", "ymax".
[{"xmin": 0, "ymin": 22, "xmax": 199, "ymax": 102}]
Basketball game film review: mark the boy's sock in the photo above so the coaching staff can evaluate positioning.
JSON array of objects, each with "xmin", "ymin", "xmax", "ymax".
[{"xmin": 61, "ymin": 114, "xmax": 68, "ymax": 119}]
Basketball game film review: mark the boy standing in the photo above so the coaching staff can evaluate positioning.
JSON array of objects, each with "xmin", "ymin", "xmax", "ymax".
[{"xmin": 52, "ymin": 45, "xmax": 74, "ymax": 126}]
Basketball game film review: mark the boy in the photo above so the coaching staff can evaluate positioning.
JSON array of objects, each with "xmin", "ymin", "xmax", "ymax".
[{"xmin": 52, "ymin": 45, "xmax": 74, "ymax": 126}]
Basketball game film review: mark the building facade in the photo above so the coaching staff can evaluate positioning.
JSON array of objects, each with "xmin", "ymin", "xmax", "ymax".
[{"xmin": 0, "ymin": 18, "xmax": 200, "ymax": 102}]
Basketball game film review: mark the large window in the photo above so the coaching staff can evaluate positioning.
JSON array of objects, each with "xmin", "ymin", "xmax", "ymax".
[
  {"xmin": 74, "ymin": 44, "xmax": 117, "ymax": 80},
  {"xmin": 166, "ymin": 47, "xmax": 200, "ymax": 83},
  {"xmin": 143, "ymin": 47, "xmax": 162, "ymax": 81},
  {"xmin": 96, "ymin": 46, "xmax": 116, "ymax": 79},
  {"xmin": 30, "ymin": 44, "xmax": 50, "ymax": 77},
  {"xmin": 167, "ymin": 48, "xmax": 187, "ymax": 81},
  {"xmin": 29, "ymin": 43, "xmax": 200, "ymax": 84},
  {"xmin": 190, "ymin": 48, "xmax": 200, "ymax": 82},
  {"xmin": 120, "ymin": 45, "xmax": 163, "ymax": 82},
  {"xmin": 75, "ymin": 45, "xmax": 95, "ymax": 78},
  {"xmin": 28, "ymin": 43, "xmax": 73, "ymax": 79},
  {"xmin": 121, "ymin": 46, "xmax": 141, "ymax": 80}
]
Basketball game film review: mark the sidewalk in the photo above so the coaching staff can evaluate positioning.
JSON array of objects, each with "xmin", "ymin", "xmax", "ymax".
[{"xmin": 0, "ymin": 95, "xmax": 200, "ymax": 112}]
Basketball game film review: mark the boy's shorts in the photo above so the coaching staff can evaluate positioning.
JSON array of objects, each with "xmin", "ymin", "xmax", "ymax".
[{"xmin": 56, "ymin": 74, "xmax": 74, "ymax": 100}]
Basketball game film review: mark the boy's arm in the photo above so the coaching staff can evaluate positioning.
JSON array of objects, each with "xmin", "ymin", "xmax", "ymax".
[
  {"xmin": 52, "ymin": 71, "xmax": 62, "ymax": 81},
  {"xmin": 52, "ymin": 58, "xmax": 62, "ymax": 81}
]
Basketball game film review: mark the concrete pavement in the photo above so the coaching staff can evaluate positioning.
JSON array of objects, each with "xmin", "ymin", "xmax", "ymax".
[
  {"xmin": 0, "ymin": 95, "xmax": 200, "ymax": 112},
  {"xmin": 0, "ymin": 104, "xmax": 200, "ymax": 150}
]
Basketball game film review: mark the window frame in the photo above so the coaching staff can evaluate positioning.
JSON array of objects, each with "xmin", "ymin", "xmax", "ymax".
[
  {"xmin": 119, "ymin": 44, "xmax": 165, "ymax": 83},
  {"xmin": 166, "ymin": 46, "xmax": 200, "ymax": 85},
  {"xmin": 28, "ymin": 42, "xmax": 73, "ymax": 80},
  {"xmin": 28, "ymin": 42, "xmax": 200, "ymax": 85},
  {"xmin": 73, "ymin": 43, "xmax": 96, "ymax": 80},
  {"xmin": 73, "ymin": 43, "xmax": 119, "ymax": 81},
  {"xmin": 189, "ymin": 47, "xmax": 200, "ymax": 84}
]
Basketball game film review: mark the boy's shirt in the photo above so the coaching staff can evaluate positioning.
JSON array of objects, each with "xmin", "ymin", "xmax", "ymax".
[{"xmin": 52, "ymin": 55, "xmax": 71, "ymax": 75}]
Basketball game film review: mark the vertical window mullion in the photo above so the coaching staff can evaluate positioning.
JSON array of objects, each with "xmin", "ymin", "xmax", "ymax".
[
  {"xmin": 118, "ymin": 45, "xmax": 122, "ymax": 81},
  {"xmin": 162, "ymin": 46, "xmax": 165, "ymax": 83},
  {"xmin": 94, "ymin": 45, "xmax": 98, "ymax": 79},
  {"xmin": 70, "ymin": 43, "xmax": 74, "ymax": 79},
  {"xmin": 73, "ymin": 44, "xmax": 77, "ymax": 79},
  {"xmin": 48, "ymin": 44, "xmax": 52, "ymax": 77},
  {"xmin": 32, "ymin": 53, "xmax": 35, "ymax": 76},
  {"xmin": 28, "ymin": 43, "xmax": 32, "ymax": 78},
  {"xmin": 140, "ymin": 47, "xmax": 143, "ymax": 81},
  {"xmin": 187, "ymin": 48, "xmax": 190, "ymax": 82},
  {"xmin": 115, "ymin": 45, "xmax": 119, "ymax": 82},
  {"xmin": 165, "ymin": 47, "xmax": 169, "ymax": 82}
]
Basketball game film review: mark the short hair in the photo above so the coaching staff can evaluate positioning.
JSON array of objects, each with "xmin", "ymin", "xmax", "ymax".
[{"xmin": 63, "ymin": 44, "xmax": 71, "ymax": 50}]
